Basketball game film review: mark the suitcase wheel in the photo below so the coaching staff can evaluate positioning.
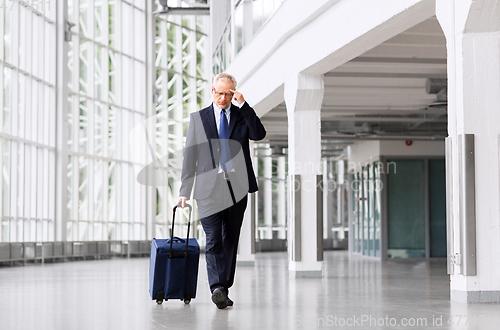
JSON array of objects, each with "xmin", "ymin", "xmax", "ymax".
[
  {"xmin": 156, "ymin": 291, "xmax": 164, "ymax": 305},
  {"xmin": 183, "ymin": 291, "xmax": 193, "ymax": 304}
]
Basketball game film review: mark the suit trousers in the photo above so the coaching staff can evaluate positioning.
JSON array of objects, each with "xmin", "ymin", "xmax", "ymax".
[{"xmin": 197, "ymin": 173, "xmax": 248, "ymax": 293}]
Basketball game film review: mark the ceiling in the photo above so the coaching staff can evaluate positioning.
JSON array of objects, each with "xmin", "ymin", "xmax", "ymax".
[{"xmin": 260, "ymin": 17, "xmax": 448, "ymax": 159}]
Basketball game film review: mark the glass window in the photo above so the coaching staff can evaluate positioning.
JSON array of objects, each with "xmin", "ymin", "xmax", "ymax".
[
  {"xmin": 0, "ymin": 0, "xmax": 206, "ymax": 243},
  {"xmin": 253, "ymin": 0, "xmax": 263, "ymax": 35},
  {"xmin": 79, "ymin": 0, "xmax": 90, "ymax": 38},
  {"xmin": 42, "ymin": 149, "xmax": 49, "ymax": 219},
  {"xmin": 2, "ymin": 139, "xmax": 11, "ymax": 217},
  {"xmin": 3, "ymin": 67, "xmax": 12, "ymax": 134},
  {"xmin": 108, "ymin": 106, "xmax": 116, "ymax": 158},
  {"xmin": 234, "ymin": 4, "xmax": 244, "ymax": 53},
  {"xmin": 29, "ymin": 81, "xmax": 40, "ymax": 141},
  {"xmin": 134, "ymin": 0, "xmax": 146, "ymax": 10},
  {"xmin": 68, "ymin": 37, "xmax": 74, "ymax": 91},
  {"xmin": 79, "ymin": 38, "xmax": 90, "ymax": 95},
  {"xmin": 120, "ymin": 109, "xmax": 130, "ymax": 161},
  {"xmin": 67, "ymin": 155, "xmax": 75, "ymax": 220},
  {"xmin": 121, "ymin": 164, "xmax": 129, "ymax": 223},
  {"xmin": 94, "ymin": 160, "xmax": 103, "ymax": 221},
  {"xmin": 19, "ymin": 7, "xmax": 29, "ymax": 71},
  {"xmin": 78, "ymin": 156, "xmax": 89, "ymax": 220},
  {"xmin": 17, "ymin": 144, "xmax": 25, "ymax": 218},
  {"xmin": 108, "ymin": 49, "xmax": 117, "ymax": 104},
  {"xmin": 29, "ymin": 146, "xmax": 37, "ymax": 219},
  {"xmin": 109, "ymin": 0, "xmax": 118, "ymax": 48},
  {"xmin": 134, "ymin": 8, "xmax": 146, "ymax": 62},
  {"xmin": 95, "ymin": 45, "xmax": 105, "ymax": 101},
  {"xmin": 36, "ymin": 148, "xmax": 45, "ymax": 219},
  {"xmin": 68, "ymin": 96, "xmax": 74, "ymax": 151},
  {"xmin": 122, "ymin": 56, "xmax": 133, "ymax": 109},
  {"xmin": 32, "ymin": 14, "xmax": 43, "ymax": 80},
  {"xmin": 46, "ymin": 24, "xmax": 57, "ymax": 86},
  {"xmin": 108, "ymin": 161, "xmax": 116, "ymax": 222},
  {"xmin": 95, "ymin": 0, "xmax": 105, "ymax": 43},
  {"xmin": 18, "ymin": 74, "xmax": 26, "ymax": 139},
  {"xmin": 43, "ymin": 85, "xmax": 51, "ymax": 145},
  {"xmin": 4, "ymin": 8, "xmax": 12, "ymax": 63},
  {"xmin": 134, "ymin": 60, "xmax": 145, "ymax": 112},
  {"xmin": 121, "ymin": 3, "xmax": 133, "ymax": 56},
  {"xmin": 95, "ymin": 102, "xmax": 103, "ymax": 156},
  {"xmin": 79, "ymin": 98, "xmax": 89, "ymax": 153}
]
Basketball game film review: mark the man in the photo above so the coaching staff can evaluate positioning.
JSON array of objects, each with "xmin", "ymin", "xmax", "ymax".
[{"xmin": 178, "ymin": 73, "xmax": 266, "ymax": 309}]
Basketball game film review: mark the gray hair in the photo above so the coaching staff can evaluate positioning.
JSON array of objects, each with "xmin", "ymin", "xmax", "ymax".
[{"xmin": 213, "ymin": 73, "xmax": 237, "ymax": 89}]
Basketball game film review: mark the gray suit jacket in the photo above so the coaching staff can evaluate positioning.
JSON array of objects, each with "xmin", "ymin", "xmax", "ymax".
[{"xmin": 179, "ymin": 102, "xmax": 266, "ymax": 200}]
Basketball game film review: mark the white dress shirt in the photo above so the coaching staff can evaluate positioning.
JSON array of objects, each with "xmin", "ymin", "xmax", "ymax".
[{"xmin": 213, "ymin": 101, "xmax": 245, "ymax": 173}]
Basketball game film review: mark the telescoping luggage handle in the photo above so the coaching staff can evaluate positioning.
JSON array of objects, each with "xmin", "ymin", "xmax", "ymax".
[{"xmin": 169, "ymin": 203, "xmax": 193, "ymax": 259}]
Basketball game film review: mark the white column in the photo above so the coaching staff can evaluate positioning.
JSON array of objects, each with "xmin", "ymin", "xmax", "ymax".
[
  {"xmin": 322, "ymin": 158, "xmax": 328, "ymax": 241},
  {"xmin": 237, "ymin": 193, "xmax": 255, "ymax": 266},
  {"xmin": 237, "ymin": 142, "xmax": 256, "ymax": 265},
  {"xmin": 263, "ymin": 147, "xmax": 273, "ymax": 239},
  {"xmin": 437, "ymin": 0, "xmax": 500, "ymax": 303},
  {"xmin": 277, "ymin": 156, "xmax": 286, "ymax": 239},
  {"xmin": 145, "ymin": 0, "xmax": 156, "ymax": 240},
  {"xmin": 55, "ymin": 0, "xmax": 69, "ymax": 241},
  {"xmin": 284, "ymin": 73, "xmax": 324, "ymax": 277},
  {"xmin": 322, "ymin": 159, "xmax": 335, "ymax": 241},
  {"xmin": 337, "ymin": 160, "xmax": 345, "ymax": 240}
]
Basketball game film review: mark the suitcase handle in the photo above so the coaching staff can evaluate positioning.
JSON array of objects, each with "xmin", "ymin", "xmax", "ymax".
[{"xmin": 169, "ymin": 203, "xmax": 192, "ymax": 259}]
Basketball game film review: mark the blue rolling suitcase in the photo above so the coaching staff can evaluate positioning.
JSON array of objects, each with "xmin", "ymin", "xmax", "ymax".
[{"xmin": 149, "ymin": 204, "xmax": 200, "ymax": 304}]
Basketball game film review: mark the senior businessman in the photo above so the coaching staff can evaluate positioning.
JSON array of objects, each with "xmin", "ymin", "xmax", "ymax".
[{"xmin": 178, "ymin": 73, "xmax": 266, "ymax": 309}]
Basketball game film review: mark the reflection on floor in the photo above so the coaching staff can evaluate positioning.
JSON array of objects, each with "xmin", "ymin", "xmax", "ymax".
[{"xmin": 0, "ymin": 251, "xmax": 498, "ymax": 329}]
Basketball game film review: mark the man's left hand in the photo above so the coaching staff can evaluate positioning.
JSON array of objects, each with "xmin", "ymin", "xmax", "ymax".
[{"xmin": 230, "ymin": 89, "xmax": 245, "ymax": 105}]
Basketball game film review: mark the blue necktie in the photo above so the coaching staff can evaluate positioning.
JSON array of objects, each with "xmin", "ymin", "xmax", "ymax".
[{"xmin": 219, "ymin": 109, "xmax": 232, "ymax": 173}]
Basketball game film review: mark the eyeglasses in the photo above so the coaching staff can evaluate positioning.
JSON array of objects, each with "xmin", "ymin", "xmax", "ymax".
[{"xmin": 213, "ymin": 87, "xmax": 234, "ymax": 98}]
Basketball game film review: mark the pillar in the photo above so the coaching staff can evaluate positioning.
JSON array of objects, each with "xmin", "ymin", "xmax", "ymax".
[
  {"xmin": 237, "ymin": 194, "xmax": 256, "ymax": 266},
  {"xmin": 323, "ymin": 160, "xmax": 337, "ymax": 242},
  {"xmin": 337, "ymin": 160, "xmax": 345, "ymax": 240},
  {"xmin": 237, "ymin": 142, "xmax": 256, "ymax": 266},
  {"xmin": 284, "ymin": 73, "xmax": 324, "ymax": 277},
  {"xmin": 277, "ymin": 156, "xmax": 286, "ymax": 239},
  {"xmin": 263, "ymin": 147, "xmax": 273, "ymax": 239},
  {"xmin": 437, "ymin": 0, "xmax": 500, "ymax": 303},
  {"xmin": 55, "ymin": 0, "xmax": 70, "ymax": 241}
]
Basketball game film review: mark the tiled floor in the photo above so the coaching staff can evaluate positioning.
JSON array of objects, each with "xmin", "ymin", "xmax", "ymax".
[{"xmin": 0, "ymin": 251, "xmax": 498, "ymax": 329}]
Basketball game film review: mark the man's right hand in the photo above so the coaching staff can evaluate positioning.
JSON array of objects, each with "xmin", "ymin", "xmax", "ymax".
[{"xmin": 178, "ymin": 196, "xmax": 187, "ymax": 208}]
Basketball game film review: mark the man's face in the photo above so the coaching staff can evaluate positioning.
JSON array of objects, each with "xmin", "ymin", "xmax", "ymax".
[{"xmin": 212, "ymin": 79, "xmax": 235, "ymax": 109}]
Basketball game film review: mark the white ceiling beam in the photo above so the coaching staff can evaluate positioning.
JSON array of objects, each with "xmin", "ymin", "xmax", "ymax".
[
  {"xmin": 324, "ymin": 76, "xmax": 428, "ymax": 88},
  {"xmin": 363, "ymin": 43, "xmax": 447, "ymax": 59},
  {"xmin": 322, "ymin": 116, "xmax": 446, "ymax": 123},
  {"xmin": 350, "ymin": 56, "xmax": 446, "ymax": 64}
]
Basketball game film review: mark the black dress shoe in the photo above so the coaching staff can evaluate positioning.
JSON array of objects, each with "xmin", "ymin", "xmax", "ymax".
[
  {"xmin": 211, "ymin": 288, "xmax": 228, "ymax": 309},
  {"xmin": 226, "ymin": 297, "xmax": 234, "ymax": 307}
]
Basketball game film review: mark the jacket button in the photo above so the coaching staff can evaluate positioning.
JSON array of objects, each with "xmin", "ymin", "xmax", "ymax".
[{"xmin": 217, "ymin": 148, "xmax": 220, "ymax": 152}]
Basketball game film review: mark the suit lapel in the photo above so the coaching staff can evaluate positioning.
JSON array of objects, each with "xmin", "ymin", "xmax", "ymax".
[
  {"xmin": 228, "ymin": 104, "xmax": 239, "ymax": 138},
  {"xmin": 201, "ymin": 104, "xmax": 218, "ymax": 139}
]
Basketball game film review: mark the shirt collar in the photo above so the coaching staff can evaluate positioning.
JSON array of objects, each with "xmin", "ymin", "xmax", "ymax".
[{"xmin": 213, "ymin": 102, "xmax": 231, "ymax": 116}]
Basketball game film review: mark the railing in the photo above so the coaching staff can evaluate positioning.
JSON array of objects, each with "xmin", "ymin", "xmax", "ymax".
[{"xmin": 0, "ymin": 240, "xmax": 152, "ymax": 266}]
